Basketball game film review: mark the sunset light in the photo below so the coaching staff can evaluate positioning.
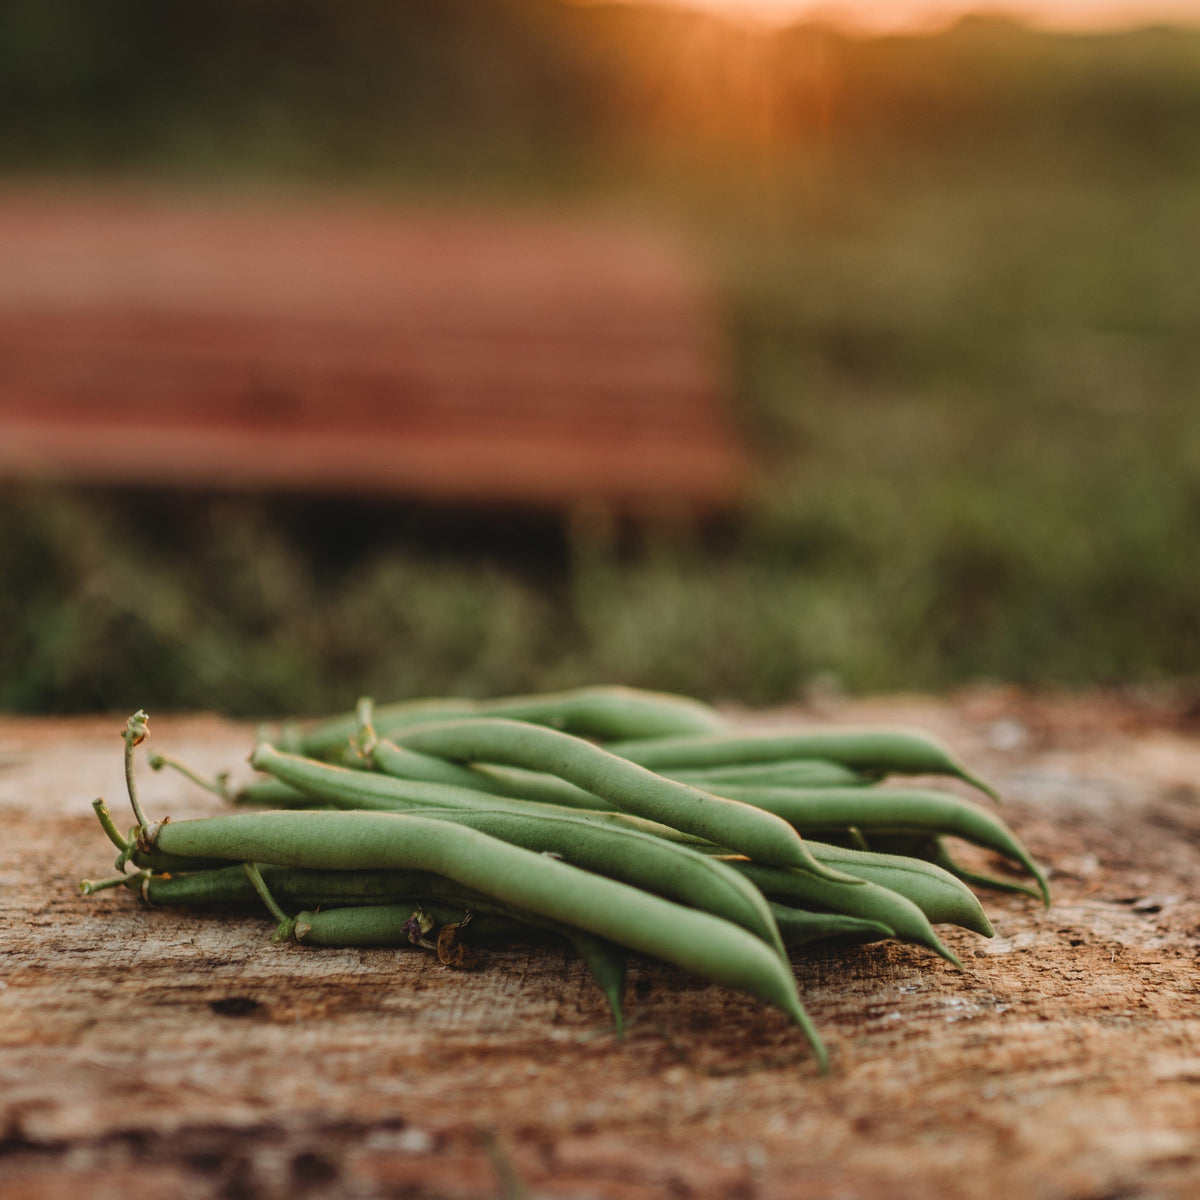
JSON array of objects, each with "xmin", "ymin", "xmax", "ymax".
[{"xmin": 615, "ymin": 0, "xmax": 1200, "ymax": 31}]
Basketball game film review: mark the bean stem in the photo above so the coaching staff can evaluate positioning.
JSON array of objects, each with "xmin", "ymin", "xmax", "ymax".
[
  {"xmin": 147, "ymin": 752, "xmax": 230, "ymax": 799},
  {"xmin": 242, "ymin": 861, "xmax": 295, "ymax": 940},
  {"xmin": 122, "ymin": 710, "xmax": 152, "ymax": 828},
  {"xmin": 92, "ymin": 798, "xmax": 130, "ymax": 856}
]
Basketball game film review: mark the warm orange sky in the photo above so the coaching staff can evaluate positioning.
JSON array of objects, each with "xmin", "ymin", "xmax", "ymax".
[{"xmin": 640, "ymin": 0, "xmax": 1200, "ymax": 30}]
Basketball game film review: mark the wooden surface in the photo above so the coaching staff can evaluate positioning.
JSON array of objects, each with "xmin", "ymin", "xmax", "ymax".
[
  {"xmin": 0, "ymin": 185, "xmax": 744, "ymax": 512},
  {"xmin": 2, "ymin": 692, "xmax": 1199, "ymax": 1199}
]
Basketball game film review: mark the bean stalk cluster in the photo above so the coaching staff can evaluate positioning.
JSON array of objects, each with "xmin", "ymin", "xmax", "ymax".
[{"xmin": 81, "ymin": 686, "xmax": 1048, "ymax": 1071}]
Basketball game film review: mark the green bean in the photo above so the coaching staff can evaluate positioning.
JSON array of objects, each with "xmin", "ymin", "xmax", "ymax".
[
  {"xmin": 693, "ymin": 786, "xmax": 1048, "ymax": 906},
  {"xmin": 606, "ymin": 729, "xmax": 999, "ymax": 800},
  {"xmin": 371, "ymin": 740, "xmax": 609, "ymax": 809},
  {"xmin": 470, "ymin": 763, "xmax": 617, "ymax": 808},
  {"xmin": 231, "ymin": 778, "xmax": 318, "ymax": 808},
  {"xmin": 122, "ymin": 862, "xmax": 448, "ymax": 908},
  {"xmin": 477, "ymin": 686, "xmax": 725, "ymax": 740},
  {"xmin": 284, "ymin": 699, "xmax": 479, "ymax": 758},
  {"xmin": 768, "ymin": 904, "xmax": 895, "ymax": 948},
  {"xmin": 254, "ymin": 743, "xmax": 579, "ymax": 813},
  {"xmin": 868, "ymin": 834, "xmax": 1046, "ymax": 902},
  {"xmin": 91, "ymin": 797, "xmax": 136, "ymax": 862},
  {"xmin": 929, "ymin": 840, "xmax": 1046, "ymax": 901},
  {"xmin": 294, "ymin": 686, "xmax": 725, "ymax": 759},
  {"xmin": 144, "ymin": 809, "xmax": 825, "ymax": 1064},
  {"xmin": 365, "ymin": 739, "xmax": 518, "ymax": 793},
  {"xmin": 801, "ymin": 841, "xmax": 994, "ymax": 936},
  {"xmin": 667, "ymin": 761, "xmax": 875, "ymax": 789},
  {"xmin": 717, "ymin": 857, "xmax": 964, "ymax": 968},
  {"xmin": 292, "ymin": 903, "xmax": 523, "ymax": 947},
  {"xmin": 394, "ymin": 805, "xmax": 788, "ymax": 957},
  {"xmin": 354, "ymin": 699, "xmax": 611, "ymax": 807},
  {"xmin": 384, "ymin": 718, "xmax": 855, "ymax": 881},
  {"xmin": 124, "ymin": 862, "xmax": 565, "ymax": 935}
]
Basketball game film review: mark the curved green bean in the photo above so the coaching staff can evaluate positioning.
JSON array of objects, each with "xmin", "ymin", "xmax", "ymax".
[
  {"xmin": 717, "ymin": 857, "xmax": 964, "ymax": 968},
  {"xmin": 479, "ymin": 686, "xmax": 725, "ymax": 740},
  {"xmin": 122, "ymin": 862, "xmax": 449, "ymax": 908},
  {"xmin": 371, "ymin": 740, "xmax": 609, "ymax": 809},
  {"xmin": 231, "ymin": 778, "xmax": 316, "ymax": 808},
  {"xmin": 667, "ymin": 761, "xmax": 875, "ymax": 789},
  {"xmin": 802, "ymin": 841, "xmax": 994, "ymax": 936},
  {"xmin": 366, "ymin": 740, "xmax": 517, "ymax": 794},
  {"xmin": 293, "ymin": 686, "xmax": 726, "ymax": 759},
  {"xmin": 292, "ymin": 902, "xmax": 522, "ymax": 947},
  {"xmin": 696, "ymin": 786, "xmax": 1047, "ymax": 906},
  {"xmin": 867, "ymin": 833, "xmax": 1046, "ymax": 902},
  {"xmin": 606, "ymin": 728, "xmax": 999, "ymax": 800}
]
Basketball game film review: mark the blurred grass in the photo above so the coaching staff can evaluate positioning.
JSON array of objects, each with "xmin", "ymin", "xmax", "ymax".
[{"xmin": 4, "ymin": 4, "xmax": 1200, "ymax": 714}]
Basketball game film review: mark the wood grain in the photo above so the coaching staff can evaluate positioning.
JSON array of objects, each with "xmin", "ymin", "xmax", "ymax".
[{"xmin": 2, "ymin": 694, "xmax": 1198, "ymax": 1198}]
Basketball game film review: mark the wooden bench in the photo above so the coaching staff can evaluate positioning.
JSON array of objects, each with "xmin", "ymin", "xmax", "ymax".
[{"xmin": 0, "ymin": 186, "xmax": 745, "ymax": 513}]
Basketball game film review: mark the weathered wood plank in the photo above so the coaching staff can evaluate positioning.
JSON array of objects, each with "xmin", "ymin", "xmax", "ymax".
[{"xmin": 2, "ymin": 696, "xmax": 1198, "ymax": 1198}]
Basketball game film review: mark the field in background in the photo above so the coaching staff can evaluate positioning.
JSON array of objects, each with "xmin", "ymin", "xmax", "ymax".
[{"xmin": 3, "ymin": 2, "xmax": 1200, "ymax": 715}]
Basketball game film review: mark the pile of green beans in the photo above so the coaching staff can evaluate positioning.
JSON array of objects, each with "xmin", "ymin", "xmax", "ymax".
[{"xmin": 81, "ymin": 687, "xmax": 1049, "ymax": 1072}]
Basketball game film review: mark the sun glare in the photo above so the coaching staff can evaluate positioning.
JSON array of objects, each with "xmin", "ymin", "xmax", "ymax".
[{"xmin": 606, "ymin": 0, "xmax": 1200, "ymax": 33}]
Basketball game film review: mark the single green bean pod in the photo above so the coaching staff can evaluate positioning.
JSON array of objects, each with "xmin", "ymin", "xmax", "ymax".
[
  {"xmin": 293, "ymin": 686, "xmax": 725, "ymax": 759},
  {"xmin": 292, "ymin": 903, "xmax": 522, "ymax": 947},
  {"xmin": 768, "ymin": 904, "xmax": 895, "ymax": 948},
  {"xmin": 701, "ymin": 786, "xmax": 1047, "ymax": 906},
  {"xmin": 372, "ymin": 741, "xmax": 608, "ymax": 810},
  {"xmin": 867, "ymin": 833, "xmax": 1046, "ymax": 902},
  {"xmin": 119, "ymin": 863, "xmax": 450, "ymax": 909},
  {"xmin": 606, "ymin": 728, "xmax": 999, "ymax": 800},
  {"xmin": 804, "ymin": 841, "xmax": 994, "ymax": 936},
  {"xmin": 667, "ymin": 760, "xmax": 874, "ymax": 790},
  {"xmin": 231, "ymin": 778, "xmax": 318, "ymax": 808},
  {"xmin": 718, "ymin": 856, "xmax": 964, "ymax": 968}
]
